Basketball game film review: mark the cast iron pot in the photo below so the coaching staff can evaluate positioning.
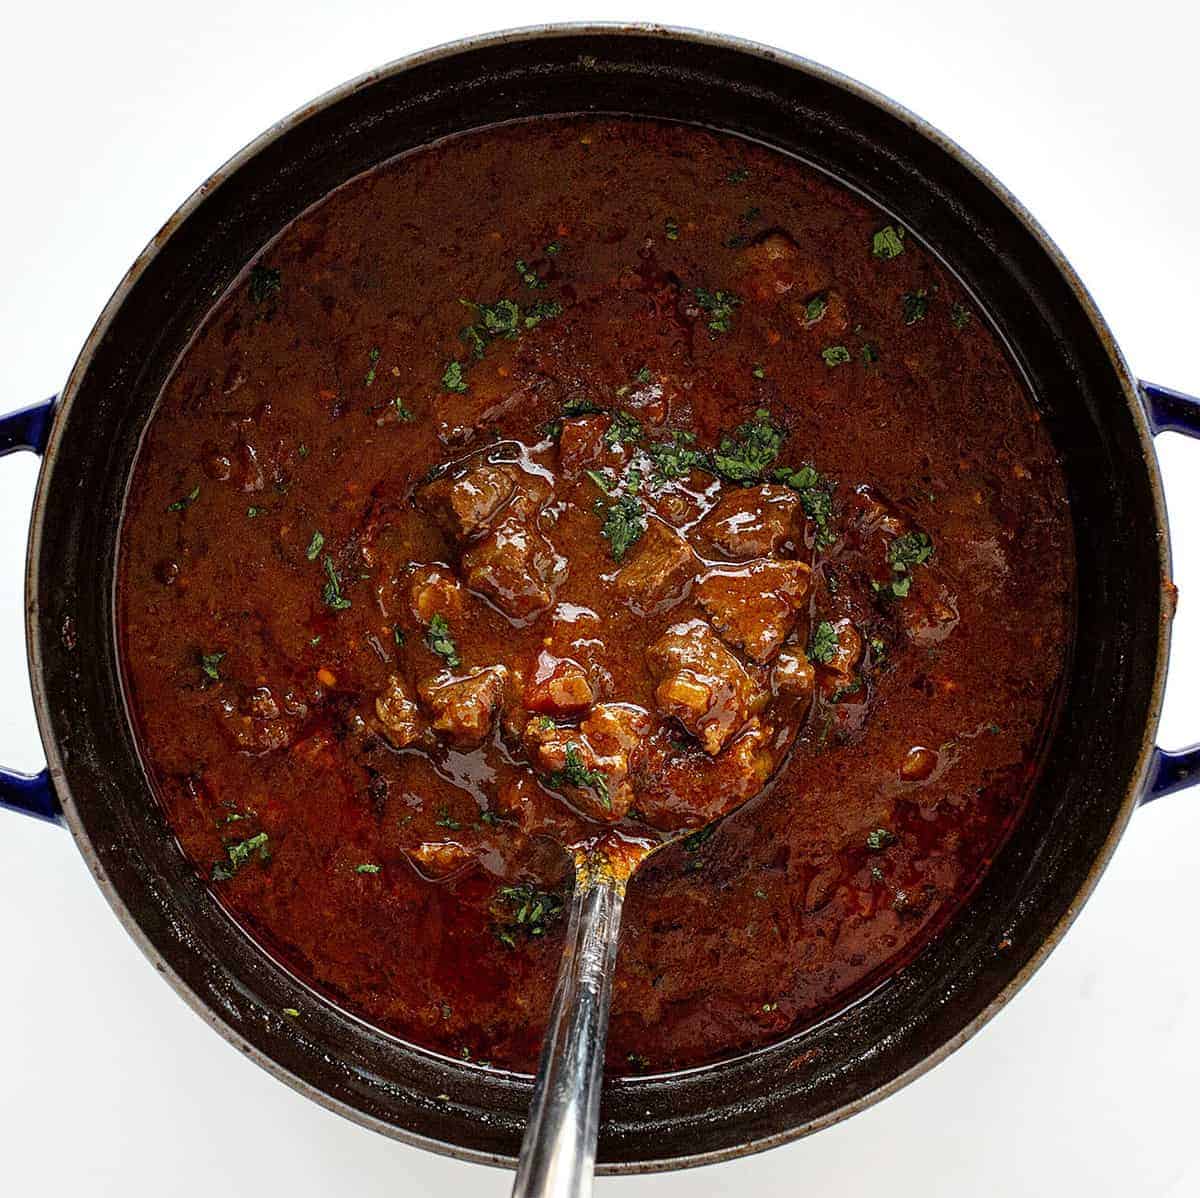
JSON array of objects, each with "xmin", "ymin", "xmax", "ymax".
[{"xmin": 3, "ymin": 23, "xmax": 1199, "ymax": 1174}]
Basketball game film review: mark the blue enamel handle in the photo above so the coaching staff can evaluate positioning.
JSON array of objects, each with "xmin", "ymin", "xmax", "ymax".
[
  {"xmin": 1142, "ymin": 381, "xmax": 1200, "ymax": 804},
  {"xmin": 0, "ymin": 398, "xmax": 60, "ymax": 825}
]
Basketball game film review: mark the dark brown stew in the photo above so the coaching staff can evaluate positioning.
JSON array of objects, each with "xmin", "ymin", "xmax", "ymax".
[{"xmin": 118, "ymin": 117, "xmax": 1074, "ymax": 1075}]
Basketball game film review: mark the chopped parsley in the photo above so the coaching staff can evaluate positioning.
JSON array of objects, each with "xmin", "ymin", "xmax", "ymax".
[
  {"xmin": 441, "ymin": 360, "xmax": 469, "ymax": 394},
  {"xmin": 166, "ymin": 484, "xmax": 200, "ymax": 512},
  {"xmin": 804, "ymin": 293, "xmax": 828, "ymax": 324},
  {"xmin": 355, "ymin": 863, "xmax": 382, "ymax": 874},
  {"xmin": 246, "ymin": 506, "xmax": 263, "ymax": 518},
  {"xmin": 634, "ymin": 365, "xmax": 652, "ymax": 384},
  {"xmin": 393, "ymin": 399, "xmax": 415, "ymax": 421},
  {"xmin": 426, "ymin": 613, "xmax": 461, "ymax": 668},
  {"xmin": 866, "ymin": 827, "xmax": 897, "ymax": 851},
  {"xmin": 211, "ymin": 831, "xmax": 270, "ymax": 882},
  {"xmin": 645, "ymin": 430, "xmax": 708, "ymax": 483},
  {"xmin": 872, "ymin": 225, "xmax": 906, "ymax": 260},
  {"xmin": 664, "ymin": 216, "xmax": 680, "ymax": 241},
  {"xmin": 598, "ymin": 492, "xmax": 646, "ymax": 562},
  {"xmin": 888, "ymin": 531, "xmax": 934, "ymax": 573},
  {"xmin": 683, "ymin": 823, "xmax": 716, "ymax": 853},
  {"xmin": 364, "ymin": 346, "xmax": 380, "ymax": 386},
  {"xmin": 694, "ymin": 288, "xmax": 742, "ymax": 336},
  {"xmin": 321, "ymin": 554, "xmax": 351, "ymax": 611},
  {"xmin": 860, "ymin": 342, "xmax": 880, "ymax": 365},
  {"xmin": 603, "ymin": 410, "xmax": 642, "ymax": 447},
  {"xmin": 249, "ymin": 264, "xmax": 281, "ymax": 304},
  {"xmin": 808, "ymin": 620, "xmax": 838, "ymax": 665},
  {"xmin": 950, "ymin": 302, "xmax": 972, "ymax": 330},
  {"xmin": 726, "ymin": 167, "xmax": 750, "ymax": 183},
  {"xmin": 435, "ymin": 805, "xmax": 462, "ymax": 831},
  {"xmin": 199, "ymin": 651, "xmax": 225, "ymax": 684},
  {"xmin": 585, "ymin": 468, "xmax": 613, "ymax": 495},
  {"xmin": 752, "ymin": 363, "xmax": 765, "ymax": 379},
  {"xmin": 305, "ymin": 530, "xmax": 325, "ymax": 561},
  {"xmin": 545, "ymin": 240, "xmax": 563, "ymax": 255},
  {"xmin": 547, "ymin": 743, "xmax": 610, "ymax": 809},
  {"xmin": 902, "ymin": 290, "xmax": 929, "ymax": 325},
  {"xmin": 515, "ymin": 258, "xmax": 545, "ymax": 289},
  {"xmin": 712, "ymin": 408, "xmax": 783, "ymax": 484},
  {"xmin": 492, "ymin": 883, "xmax": 565, "ymax": 947},
  {"xmin": 522, "ymin": 299, "xmax": 562, "ymax": 329},
  {"xmin": 774, "ymin": 463, "xmax": 836, "ymax": 547},
  {"xmin": 822, "ymin": 345, "xmax": 852, "ymax": 367}
]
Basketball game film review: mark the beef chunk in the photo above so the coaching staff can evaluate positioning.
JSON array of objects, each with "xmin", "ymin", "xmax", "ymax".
[
  {"xmin": 494, "ymin": 772, "xmax": 591, "ymax": 842},
  {"xmin": 694, "ymin": 485, "xmax": 805, "ymax": 560},
  {"xmin": 524, "ymin": 702, "xmax": 652, "ymax": 822},
  {"xmin": 408, "ymin": 564, "xmax": 465, "ymax": 625},
  {"xmin": 646, "ymin": 619, "xmax": 763, "ymax": 754},
  {"xmin": 419, "ymin": 666, "xmax": 508, "ymax": 747},
  {"xmin": 772, "ymin": 647, "xmax": 815, "ymax": 700},
  {"xmin": 404, "ymin": 841, "xmax": 474, "ymax": 880},
  {"xmin": 419, "ymin": 463, "xmax": 518, "ymax": 542},
  {"xmin": 738, "ymin": 229, "xmax": 824, "ymax": 301},
  {"xmin": 898, "ymin": 583, "xmax": 960, "ymax": 646},
  {"xmin": 695, "ymin": 558, "xmax": 811, "ymax": 663},
  {"xmin": 613, "ymin": 518, "xmax": 697, "ymax": 614},
  {"xmin": 557, "ymin": 415, "xmax": 610, "ymax": 474},
  {"xmin": 375, "ymin": 674, "xmax": 422, "ymax": 747},
  {"xmin": 461, "ymin": 518, "xmax": 563, "ymax": 622},
  {"xmin": 523, "ymin": 650, "xmax": 596, "ymax": 718}
]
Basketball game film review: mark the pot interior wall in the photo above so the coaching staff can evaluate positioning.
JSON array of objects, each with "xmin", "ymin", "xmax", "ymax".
[{"xmin": 31, "ymin": 29, "xmax": 1165, "ymax": 1169}]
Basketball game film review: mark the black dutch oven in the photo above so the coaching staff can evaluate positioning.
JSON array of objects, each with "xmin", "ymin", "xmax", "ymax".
[{"xmin": 3, "ymin": 24, "xmax": 1198, "ymax": 1174}]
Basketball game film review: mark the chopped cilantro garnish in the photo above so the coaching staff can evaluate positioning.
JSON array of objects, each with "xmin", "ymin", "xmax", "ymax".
[
  {"xmin": 664, "ymin": 216, "xmax": 680, "ymax": 241},
  {"xmin": 804, "ymin": 293, "xmax": 828, "ymax": 324},
  {"xmin": 166, "ymin": 484, "xmax": 200, "ymax": 512},
  {"xmin": 321, "ymin": 554, "xmax": 351, "ymax": 611},
  {"xmin": 249, "ymin": 265, "xmax": 281, "ymax": 304},
  {"xmin": 603, "ymin": 410, "xmax": 642, "ymax": 447},
  {"xmin": 305, "ymin": 530, "xmax": 324, "ymax": 561},
  {"xmin": 822, "ymin": 345, "xmax": 852, "ymax": 367},
  {"xmin": 866, "ymin": 827, "xmax": 897, "ymax": 851},
  {"xmin": 199, "ymin": 651, "xmax": 225, "ymax": 684},
  {"xmin": 545, "ymin": 240, "xmax": 563, "ymax": 255},
  {"xmin": 435, "ymin": 805, "xmax": 462, "ymax": 830},
  {"xmin": 902, "ymin": 290, "xmax": 929, "ymax": 325},
  {"xmin": 808, "ymin": 620, "xmax": 838, "ymax": 665},
  {"xmin": 645, "ymin": 430, "xmax": 708, "ymax": 483},
  {"xmin": 246, "ymin": 506, "xmax": 263, "ymax": 518},
  {"xmin": 774, "ymin": 464, "xmax": 836, "ymax": 547},
  {"xmin": 492, "ymin": 883, "xmax": 565, "ymax": 946},
  {"xmin": 441, "ymin": 360, "xmax": 469, "ymax": 393},
  {"xmin": 298, "ymin": 443, "xmax": 309, "ymax": 458},
  {"xmin": 563, "ymin": 395, "xmax": 604, "ymax": 417},
  {"xmin": 515, "ymin": 258, "xmax": 545, "ymax": 289},
  {"xmin": 694, "ymin": 287, "xmax": 742, "ymax": 336},
  {"xmin": 683, "ymin": 823, "xmax": 716, "ymax": 852},
  {"xmin": 888, "ymin": 531, "xmax": 934, "ymax": 572},
  {"xmin": 712, "ymin": 408, "xmax": 783, "ymax": 484},
  {"xmin": 426, "ymin": 613, "xmax": 461, "ymax": 668},
  {"xmin": 584, "ymin": 468, "xmax": 613, "ymax": 494},
  {"xmin": 355, "ymin": 863, "xmax": 381, "ymax": 874},
  {"xmin": 394, "ymin": 399, "xmax": 415, "ymax": 421},
  {"xmin": 598, "ymin": 492, "xmax": 646, "ymax": 562},
  {"xmin": 211, "ymin": 831, "xmax": 270, "ymax": 881},
  {"xmin": 860, "ymin": 342, "xmax": 880, "ymax": 365},
  {"xmin": 523, "ymin": 299, "xmax": 562, "ymax": 329},
  {"xmin": 726, "ymin": 167, "xmax": 750, "ymax": 183},
  {"xmin": 872, "ymin": 225, "xmax": 906, "ymax": 260},
  {"xmin": 547, "ymin": 743, "xmax": 610, "ymax": 808},
  {"xmin": 634, "ymin": 365, "xmax": 652, "ymax": 384},
  {"xmin": 950, "ymin": 302, "xmax": 972, "ymax": 330},
  {"xmin": 364, "ymin": 346, "xmax": 380, "ymax": 386},
  {"xmin": 752, "ymin": 363, "xmax": 765, "ymax": 379}
]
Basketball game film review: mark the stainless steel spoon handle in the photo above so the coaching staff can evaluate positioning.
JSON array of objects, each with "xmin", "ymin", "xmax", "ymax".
[{"xmin": 512, "ymin": 873, "xmax": 624, "ymax": 1198}]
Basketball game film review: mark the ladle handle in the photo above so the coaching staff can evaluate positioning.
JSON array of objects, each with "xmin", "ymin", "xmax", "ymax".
[{"xmin": 512, "ymin": 873, "xmax": 624, "ymax": 1198}]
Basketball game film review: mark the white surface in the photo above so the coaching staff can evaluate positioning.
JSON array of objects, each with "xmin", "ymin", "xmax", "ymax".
[{"xmin": 2, "ymin": 2, "xmax": 1199, "ymax": 1194}]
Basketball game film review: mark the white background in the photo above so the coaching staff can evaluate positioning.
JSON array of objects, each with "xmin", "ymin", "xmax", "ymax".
[{"xmin": 2, "ymin": 2, "xmax": 1199, "ymax": 1194}]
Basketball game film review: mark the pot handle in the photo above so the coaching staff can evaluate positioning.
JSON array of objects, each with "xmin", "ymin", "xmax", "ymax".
[
  {"xmin": 0, "ymin": 397, "xmax": 61, "ymax": 826},
  {"xmin": 1141, "ymin": 381, "xmax": 1200, "ymax": 803}
]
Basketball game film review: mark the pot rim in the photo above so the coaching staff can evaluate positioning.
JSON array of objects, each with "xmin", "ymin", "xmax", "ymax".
[{"xmin": 24, "ymin": 22, "xmax": 1174, "ymax": 1174}]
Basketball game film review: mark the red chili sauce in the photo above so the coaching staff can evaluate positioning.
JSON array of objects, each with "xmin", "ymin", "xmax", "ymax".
[{"xmin": 118, "ymin": 117, "xmax": 1074, "ymax": 1074}]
